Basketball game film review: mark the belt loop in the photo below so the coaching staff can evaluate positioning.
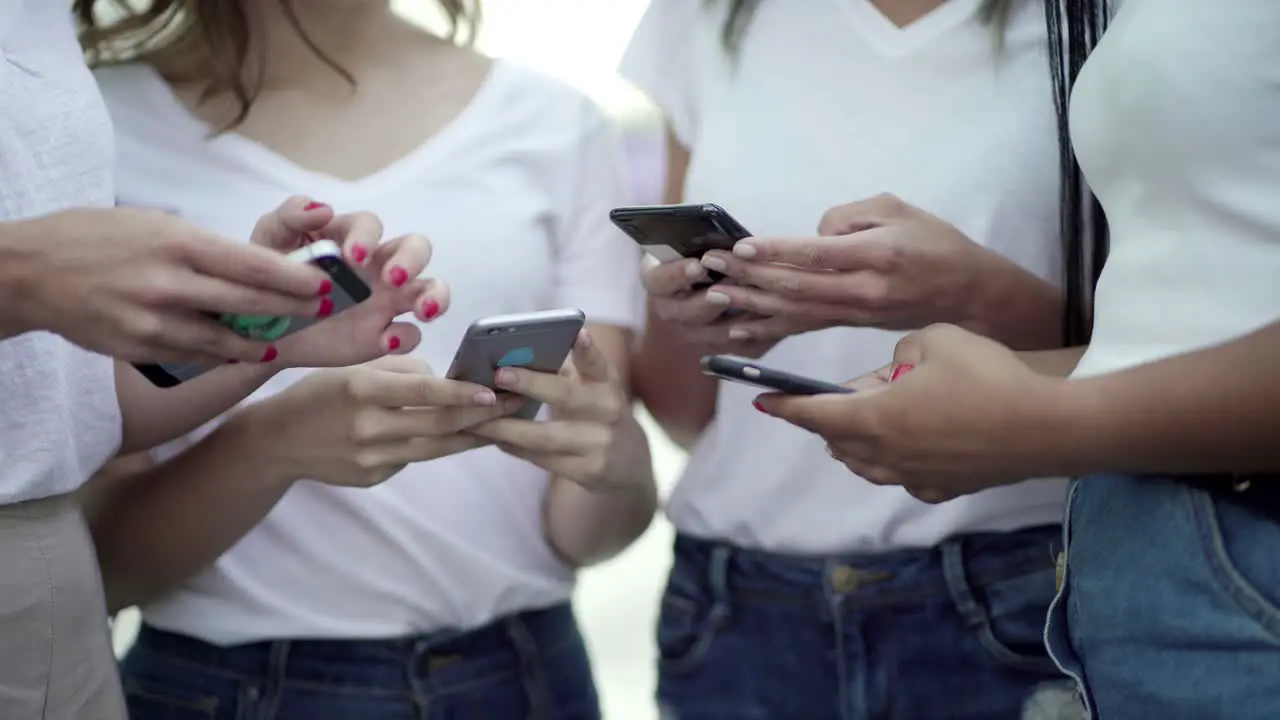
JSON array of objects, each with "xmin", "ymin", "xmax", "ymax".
[
  {"xmin": 706, "ymin": 544, "xmax": 734, "ymax": 629},
  {"xmin": 505, "ymin": 613, "xmax": 555, "ymax": 720},
  {"xmin": 257, "ymin": 639, "xmax": 291, "ymax": 717},
  {"xmin": 940, "ymin": 537, "xmax": 985, "ymax": 629}
]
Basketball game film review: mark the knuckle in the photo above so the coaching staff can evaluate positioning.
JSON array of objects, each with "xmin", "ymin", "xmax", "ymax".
[
  {"xmin": 350, "ymin": 409, "xmax": 384, "ymax": 443},
  {"xmin": 121, "ymin": 312, "xmax": 166, "ymax": 343},
  {"xmin": 853, "ymin": 276, "xmax": 892, "ymax": 311},
  {"xmin": 352, "ymin": 449, "xmax": 383, "ymax": 472},
  {"xmin": 800, "ymin": 244, "xmax": 827, "ymax": 268}
]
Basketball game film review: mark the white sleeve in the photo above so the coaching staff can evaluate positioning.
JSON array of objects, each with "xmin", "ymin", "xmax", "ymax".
[
  {"xmin": 550, "ymin": 106, "xmax": 646, "ymax": 333},
  {"xmin": 618, "ymin": 0, "xmax": 721, "ymax": 148}
]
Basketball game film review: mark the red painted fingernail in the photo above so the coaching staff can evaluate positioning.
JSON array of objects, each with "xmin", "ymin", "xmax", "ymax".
[
  {"xmin": 316, "ymin": 296, "xmax": 334, "ymax": 318},
  {"xmin": 303, "ymin": 201, "xmax": 329, "ymax": 211},
  {"xmin": 422, "ymin": 299, "xmax": 440, "ymax": 320},
  {"xmin": 260, "ymin": 346, "xmax": 278, "ymax": 363},
  {"xmin": 387, "ymin": 335, "xmax": 401, "ymax": 351},
  {"xmin": 753, "ymin": 399, "xmax": 766, "ymax": 413},
  {"xmin": 317, "ymin": 279, "xmax": 332, "ymax": 295},
  {"xmin": 388, "ymin": 266, "xmax": 409, "ymax": 287},
  {"xmin": 351, "ymin": 245, "xmax": 368, "ymax": 264},
  {"xmin": 890, "ymin": 364, "xmax": 915, "ymax": 382}
]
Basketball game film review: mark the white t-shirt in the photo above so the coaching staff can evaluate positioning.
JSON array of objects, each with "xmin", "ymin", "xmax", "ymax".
[
  {"xmin": 0, "ymin": 0, "xmax": 121, "ymax": 505},
  {"xmin": 95, "ymin": 59, "xmax": 644, "ymax": 644},
  {"xmin": 621, "ymin": 0, "xmax": 1066, "ymax": 553},
  {"xmin": 1071, "ymin": 0, "xmax": 1280, "ymax": 379}
]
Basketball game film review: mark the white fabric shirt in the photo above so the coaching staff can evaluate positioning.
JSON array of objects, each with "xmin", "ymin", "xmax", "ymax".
[
  {"xmin": 1071, "ymin": 0, "xmax": 1280, "ymax": 379},
  {"xmin": 0, "ymin": 0, "xmax": 121, "ymax": 505},
  {"xmin": 96, "ymin": 59, "xmax": 644, "ymax": 643},
  {"xmin": 622, "ymin": 0, "xmax": 1066, "ymax": 553}
]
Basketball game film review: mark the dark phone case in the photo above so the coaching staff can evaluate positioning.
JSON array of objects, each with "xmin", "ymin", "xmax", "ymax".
[
  {"xmin": 700, "ymin": 355, "xmax": 853, "ymax": 396},
  {"xmin": 609, "ymin": 203, "xmax": 751, "ymax": 288},
  {"xmin": 131, "ymin": 258, "xmax": 372, "ymax": 388}
]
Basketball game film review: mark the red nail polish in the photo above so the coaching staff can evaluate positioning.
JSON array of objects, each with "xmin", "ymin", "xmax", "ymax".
[
  {"xmin": 890, "ymin": 364, "xmax": 915, "ymax": 382},
  {"xmin": 316, "ymin": 296, "xmax": 334, "ymax": 318},
  {"xmin": 422, "ymin": 299, "xmax": 440, "ymax": 320},
  {"xmin": 303, "ymin": 201, "xmax": 328, "ymax": 211},
  {"xmin": 388, "ymin": 266, "xmax": 409, "ymax": 287},
  {"xmin": 317, "ymin": 279, "xmax": 332, "ymax": 296},
  {"xmin": 351, "ymin": 245, "xmax": 368, "ymax": 264},
  {"xmin": 752, "ymin": 399, "xmax": 766, "ymax": 413},
  {"xmin": 260, "ymin": 346, "xmax": 278, "ymax": 363},
  {"xmin": 387, "ymin": 336, "xmax": 401, "ymax": 351}
]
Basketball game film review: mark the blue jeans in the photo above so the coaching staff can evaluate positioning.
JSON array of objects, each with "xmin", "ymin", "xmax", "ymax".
[
  {"xmin": 1046, "ymin": 475, "xmax": 1280, "ymax": 719},
  {"xmin": 657, "ymin": 527, "xmax": 1066, "ymax": 719},
  {"xmin": 119, "ymin": 603, "xmax": 600, "ymax": 720}
]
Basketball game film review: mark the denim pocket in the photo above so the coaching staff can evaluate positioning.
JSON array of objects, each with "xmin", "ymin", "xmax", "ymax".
[
  {"xmin": 1192, "ymin": 490, "xmax": 1280, "ymax": 640},
  {"xmin": 967, "ymin": 564, "xmax": 1059, "ymax": 673},
  {"xmin": 655, "ymin": 570, "xmax": 720, "ymax": 676},
  {"xmin": 122, "ymin": 676, "xmax": 220, "ymax": 720}
]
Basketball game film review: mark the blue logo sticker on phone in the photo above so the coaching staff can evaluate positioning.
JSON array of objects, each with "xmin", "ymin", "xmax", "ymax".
[{"xmin": 497, "ymin": 347, "xmax": 536, "ymax": 368}]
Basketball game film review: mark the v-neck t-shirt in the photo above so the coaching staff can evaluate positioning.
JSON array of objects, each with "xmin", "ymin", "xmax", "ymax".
[
  {"xmin": 0, "ymin": 0, "xmax": 121, "ymax": 505},
  {"xmin": 621, "ymin": 0, "xmax": 1067, "ymax": 553},
  {"xmin": 95, "ymin": 59, "xmax": 645, "ymax": 643},
  {"xmin": 1069, "ymin": 0, "xmax": 1280, "ymax": 380}
]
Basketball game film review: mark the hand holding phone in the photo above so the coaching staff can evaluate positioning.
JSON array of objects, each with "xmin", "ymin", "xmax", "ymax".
[
  {"xmin": 701, "ymin": 354, "xmax": 853, "ymax": 396},
  {"xmin": 457, "ymin": 314, "xmax": 633, "ymax": 490},
  {"xmin": 610, "ymin": 203, "xmax": 752, "ymax": 288}
]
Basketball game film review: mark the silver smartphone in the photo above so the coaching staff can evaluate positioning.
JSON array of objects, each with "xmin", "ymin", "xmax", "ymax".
[
  {"xmin": 445, "ymin": 308, "xmax": 587, "ymax": 420},
  {"xmin": 132, "ymin": 240, "xmax": 371, "ymax": 388}
]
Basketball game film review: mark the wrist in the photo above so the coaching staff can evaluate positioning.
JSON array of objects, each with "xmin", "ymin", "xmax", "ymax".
[
  {"xmin": 959, "ymin": 248, "xmax": 1063, "ymax": 351},
  {"xmin": 220, "ymin": 399, "xmax": 302, "ymax": 491},
  {"xmin": 0, "ymin": 219, "xmax": 51, "ymax": 336},
  {"xmin": 1018, "ymin": 376, "xmax": 1106, "ymax": 477}
]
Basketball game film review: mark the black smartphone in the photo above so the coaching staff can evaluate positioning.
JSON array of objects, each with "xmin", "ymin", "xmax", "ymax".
[
  {"xmin": 701, "ymin": 354, "xmax": 853, "ymax": 396},
  {"xmin": 609, "ymin": 203, "xmax": 752, "ymax": 288},
  {"xmin": 132, "ymin": 240, "xmax": 372, "ymax": 388},
  {"xmin": 445, "ymin": 308, "xmax": 587, "ymax": 420}
]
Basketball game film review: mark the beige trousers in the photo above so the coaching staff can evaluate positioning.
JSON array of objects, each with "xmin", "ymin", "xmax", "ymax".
[{"xmin": 0, "ymin": 493, "xmax": 126, "ymax": 720}]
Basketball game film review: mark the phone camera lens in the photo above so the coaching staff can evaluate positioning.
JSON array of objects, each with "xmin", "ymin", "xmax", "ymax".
[{"xmin": 487, "ymin": 328, "xmax": 503, "ymax": 336}]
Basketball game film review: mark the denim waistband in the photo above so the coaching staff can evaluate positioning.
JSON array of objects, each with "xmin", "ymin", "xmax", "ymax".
[
  {"xmin": 130, "ymin": 603, "xmax": 577, "ymax": 689},
  {"xmin": 1176, "ymin": 473, "xmax": 1280, "ymax": 523},
  {"xmin": 672, "ymin": 525, "xmax": 1060, "ymax": 612}
]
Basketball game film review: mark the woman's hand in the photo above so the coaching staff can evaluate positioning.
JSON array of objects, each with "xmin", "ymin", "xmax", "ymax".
[
  {"xmin": 756, "ymin": 324, "xmax": 1069, "ymax": 502},
  {"xmin": 468, "ymin": 330, "xmax": 634, "ymax": 490},
  {"xmin": 641, "ymin": 255, "xmax": 791, "ymax": 358},
  {"xmin": 252, "ymin": 198, "xmax": 449, "ymax": 367},
  {"xmin": 241, "ymin": 356, "xmax": 525, "ymax": 488},
  {"xmin": 701, "ymin": 194, "xmax": 1033, "ymax": 344}
]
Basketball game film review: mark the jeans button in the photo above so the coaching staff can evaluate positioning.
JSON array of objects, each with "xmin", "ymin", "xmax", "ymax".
[{"xmin": 831, "ymin": 565, "xmax": 860, "ymax": 594}]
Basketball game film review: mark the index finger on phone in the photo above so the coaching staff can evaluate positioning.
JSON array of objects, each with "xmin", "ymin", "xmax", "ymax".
[
  {"xmin": 731, "ymin": 234, "xmax": 886, "ymax": 271},
  {"xmin": 350, "ymin": 369, "xmax": 499, "ymax": 409},
  {"xmin": 185, "ymin": 235, "xmax": 330, "ymax": 300},
  {"xmin": 642, "ymin": 257, "xmax": 706, "ymax": 297}
]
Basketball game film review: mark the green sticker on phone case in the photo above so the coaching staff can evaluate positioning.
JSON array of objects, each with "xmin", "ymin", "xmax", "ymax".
[{"xmin": 220, "ymin": 313, "xmax": 293, "ymax": 341}]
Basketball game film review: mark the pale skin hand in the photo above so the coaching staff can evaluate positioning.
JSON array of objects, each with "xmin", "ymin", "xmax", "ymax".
[
  {"xmin": 243, "ymin": 355, "xmax": 525, "ymax": 488},
  {"xmin": 469, "ymin": 329, "xmax": 634, "ymax": 490},
  {"xmin": 115, "ymin": 197, "xmax": 452, "ymax": 454},
  {"xmin": 0, "ymin": 203, "xmax": 328, "ymax": 362},
  {"xmin": 702, "ymin": 194, "xmax": 1063, "ymax": 350}
]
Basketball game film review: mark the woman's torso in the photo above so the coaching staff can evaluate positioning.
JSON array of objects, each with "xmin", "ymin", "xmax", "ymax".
[
  {"xmin": 0, "ymin": 0, "xmax": 120, "ymax": 505},
  {"xmin": 625, "ymin": 0, "xmax": 1067, "ymax": 554},
  {"xmin": 96, "ymin": 57, "xmax": 642, "ymax": 644},
  {"xmin": 1070, "ymin": 0, "xmax": 1280, "ymax": 379}
]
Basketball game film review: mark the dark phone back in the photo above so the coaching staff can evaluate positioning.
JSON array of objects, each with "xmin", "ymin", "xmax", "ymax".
[
  {"xmin": 609, "ymin": 204, "xmax": 751, "ymax": 280},
  {"xmin": 445, "ymin": 309, "xmax": 586, "ymax": 420}
]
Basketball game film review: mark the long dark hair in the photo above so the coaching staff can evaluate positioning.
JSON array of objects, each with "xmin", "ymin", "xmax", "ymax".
[
  {"xmin": 75, "ymin": 1, "xmax": 481, "ymax": 132},
  {"xmin": 711, "ymin": 0, "xmax": 1110, "ymax": 347}
]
